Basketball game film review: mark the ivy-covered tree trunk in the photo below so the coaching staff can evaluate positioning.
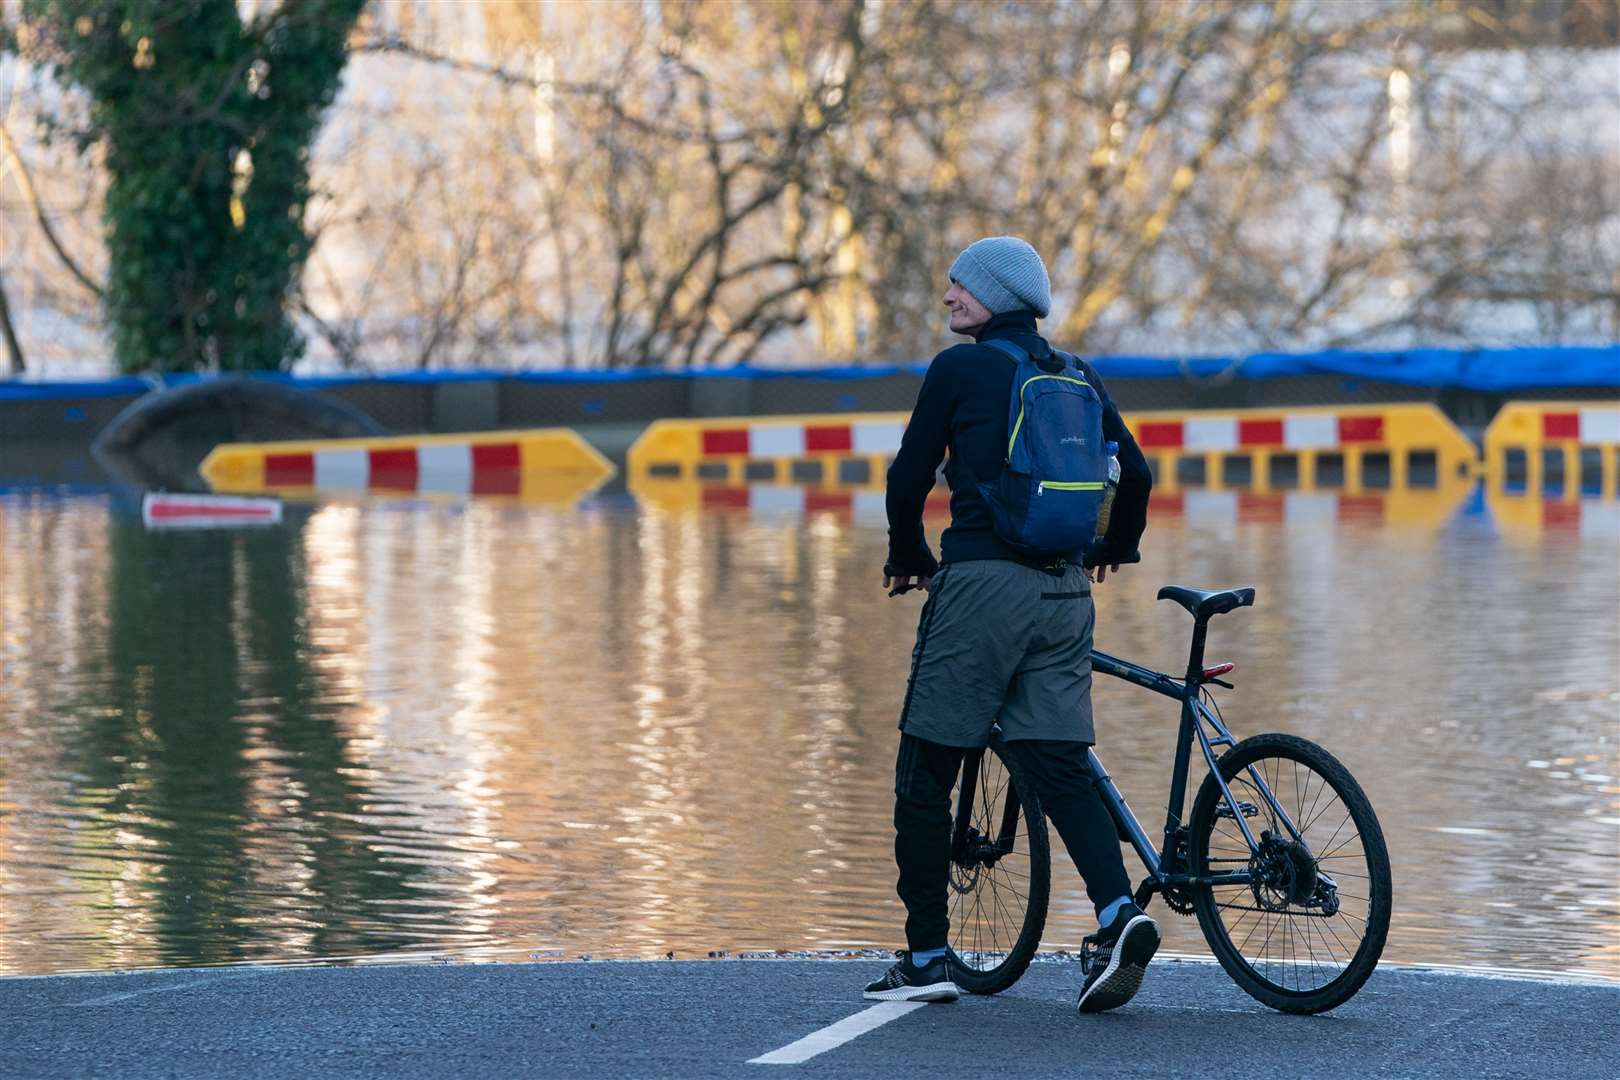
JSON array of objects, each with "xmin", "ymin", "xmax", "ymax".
[{"xmin": 22, "ymin": 0, "xmax": 366, "ymax": 373}]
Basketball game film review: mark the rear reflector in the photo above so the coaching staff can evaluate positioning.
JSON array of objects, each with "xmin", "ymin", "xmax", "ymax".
[
  {"xmin": 1203, "ymin": 662, "xmax": 1235, "ymax": 678},
  {"xmin": 142, "ymin": 493, "xmax": 282, "ymax": 529}
]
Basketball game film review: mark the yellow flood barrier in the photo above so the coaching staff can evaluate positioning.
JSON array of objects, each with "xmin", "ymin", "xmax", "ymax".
[
  {"xmin": 1119, "ymin": 403, "xmax": 1477, "ymax": 495},
  {"xmin": 200, "ymin": 428, "xmax": 615, "ymax": 505},
  {"xmin": 1482, "ymin": 401, "xmax": 1620, "ymax": 501},
  {"xmin": 627, "ymin": 403, "xmax": 1477, "ymax": 497},
  {"xmin": 627, "ymin": 412, "xmax": 910, "ymax": 489}
]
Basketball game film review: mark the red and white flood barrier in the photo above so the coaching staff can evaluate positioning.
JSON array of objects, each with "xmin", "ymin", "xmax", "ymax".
[
  {"xmin": 258, "ymin": 442, "xmax": 527, "ymax": 495},
  {"xmin": 629, "ymin": 406, "xmax": 1479, "ymax": 499},
  {"xmin": 1131, "ymin": 413, "xmax": 1385, "ymax": 451},
  {"xmin": 198, "ymin": 429, "xmax": 614, "ymax": 500},
  {"xmin": 1532, "ymin": 408, "xmax": 1620, "ymax": 442},
  {"xmin": 693, "ymin": 418, "xmax": 907, "ymax": 457},
  {"xmin": 627, "ymin": 414, "xmax": 912, "ymax": 481},
  {"xmin": 142, "ymin": 493, "xmax": 282, "ymax": 529}
]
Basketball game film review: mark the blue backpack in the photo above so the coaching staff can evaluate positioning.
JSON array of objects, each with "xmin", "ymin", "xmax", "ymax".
[{"xmin": 977, "ymin": 338, "xmax": 1109, "ymax": 559}]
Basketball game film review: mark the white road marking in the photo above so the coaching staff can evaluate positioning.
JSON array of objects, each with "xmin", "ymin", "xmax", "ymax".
[
  {"xmin": 748, "ymin": 1001, "xmax": 927, "ymax": 1065},
  {"xmin": 63, "ymin": 970, "xmax": 264, "ymax": 1007}
]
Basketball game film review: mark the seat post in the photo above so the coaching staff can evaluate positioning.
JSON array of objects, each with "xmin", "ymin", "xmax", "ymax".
[{"xmin": 1185, "ymin": 618, "xmax": 1210, "ymax": 684}]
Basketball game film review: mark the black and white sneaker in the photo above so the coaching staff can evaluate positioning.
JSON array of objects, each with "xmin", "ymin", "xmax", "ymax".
[
  {"xmin": 862, "ymin": 951, "xmax": 960, "ymax": 1002},
  {"xmin": 1076, "ymin": 904, "xmax": 1160, "ymax": 1014}
]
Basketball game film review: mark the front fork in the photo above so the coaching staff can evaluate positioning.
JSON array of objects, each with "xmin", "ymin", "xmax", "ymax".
[
  {"xmin": 950, "ymin": 749, "xmax": 982, "ymax": 863},
  {"xmin": 950, "ymin": 746, "xmax": 1024, "ymax": 867}
]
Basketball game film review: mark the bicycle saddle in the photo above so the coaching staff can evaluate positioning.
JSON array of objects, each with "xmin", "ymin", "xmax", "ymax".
[{"xmin": 1157, "ymin": 585, "xmax": 1256, "ymax": 621}]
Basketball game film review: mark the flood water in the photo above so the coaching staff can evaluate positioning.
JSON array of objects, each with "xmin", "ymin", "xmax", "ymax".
[{"xmin": 1, "ymin": 483, "xmax": 1616, "ymax": 979}]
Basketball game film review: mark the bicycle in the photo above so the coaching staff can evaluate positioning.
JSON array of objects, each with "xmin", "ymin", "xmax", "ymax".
[{"xmin": 943, "ymin": 584, "xmax": 1392, "ymax": 1014}]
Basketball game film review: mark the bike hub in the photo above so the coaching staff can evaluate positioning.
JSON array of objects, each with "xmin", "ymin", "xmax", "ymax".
[
  {"xmin": 950, "ymin": 827, "xmax": 1002, "ymax": 892},
  {"xmin": 1249, "ymin": 830, "xmax": 1320, "ymax": 909}
]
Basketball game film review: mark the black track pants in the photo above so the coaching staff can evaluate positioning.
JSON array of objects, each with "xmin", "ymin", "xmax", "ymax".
[{"xmin": 892, "ymin": 732, "xmax": 1134, "ymax": 952}]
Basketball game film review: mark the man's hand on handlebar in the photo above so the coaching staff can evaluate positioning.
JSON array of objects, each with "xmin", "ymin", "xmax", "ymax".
[{"xmin": 883, "ymin": 573, "xmax": 932, "ymax": 597}]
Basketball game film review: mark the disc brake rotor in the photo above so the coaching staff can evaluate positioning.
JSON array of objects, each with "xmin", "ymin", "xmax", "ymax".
[
  {"xmin": 1248, "ymin": 831, "xmax": 1320, "ymax": 910},
  {"xmin": 949, "ymin": 859, "xmax": 981, "ymax": 894},
  {"xmin": 950, "ymin": 827, "xmax": 989, "ymax": 893}
]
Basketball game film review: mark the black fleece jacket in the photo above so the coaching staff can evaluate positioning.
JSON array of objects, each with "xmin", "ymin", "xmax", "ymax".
[{"xmin": 884, "ymin": 310, "xmax": 1152, "ymax": 576}]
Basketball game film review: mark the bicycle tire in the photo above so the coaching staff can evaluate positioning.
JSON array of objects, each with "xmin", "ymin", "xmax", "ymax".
[
  {"xmin": 1189, "ymin": 732, "xmax": 1392, "ymax": 1014},
  {"xmin": 947, "ymin": 735, "xmax": 1050, "ymax": 995}
]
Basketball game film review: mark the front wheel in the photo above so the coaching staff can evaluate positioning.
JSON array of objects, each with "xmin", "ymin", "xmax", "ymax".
[
  {"xmin": 946, "ymin": 735, "xmax": 1050, "ymax": 994},
  {"xmin": 1189, "ymin": 733, "xmax": 1392, "ymax": 1014}
]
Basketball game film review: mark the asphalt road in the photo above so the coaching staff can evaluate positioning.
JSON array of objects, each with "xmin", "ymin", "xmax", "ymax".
[{"xmin": 2, "ymin": 957, "xmax": 1614, "ymax": 1079}]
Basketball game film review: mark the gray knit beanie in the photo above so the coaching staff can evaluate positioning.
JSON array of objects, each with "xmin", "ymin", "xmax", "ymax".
[{"xmin": 948, "ymin": 236, "xmax": 1051, "ymax": 318}]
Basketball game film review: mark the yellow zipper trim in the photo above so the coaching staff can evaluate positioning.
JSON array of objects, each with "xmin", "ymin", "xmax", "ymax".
[
  {"xmin": 1007, "ymin": 374, "xmax": 1093, "ymax": 458},
  {"xmin": 1038, "ymin": 480, "xmax": 1105, "ymax": 493}
]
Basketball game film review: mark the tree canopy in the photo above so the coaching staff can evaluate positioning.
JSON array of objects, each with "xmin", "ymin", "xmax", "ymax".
[{"xmin": 14, "ymin": 0, "xmax": 365, "ymax": 373}]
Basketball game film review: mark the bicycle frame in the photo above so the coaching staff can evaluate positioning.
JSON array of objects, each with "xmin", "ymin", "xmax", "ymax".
[
  {"xmin": 953, "ymin": 608, "xmax": 1332, "ymax": 904},
  {"xmin": 1086, "ymin": 636, "xmax": 1315, "ymax": 897}
]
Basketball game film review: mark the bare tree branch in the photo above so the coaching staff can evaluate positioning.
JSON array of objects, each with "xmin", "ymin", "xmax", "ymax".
[
  {"xmin": 0, "ymin": 119, "xmax": 104, "ymax": 300},
  {"xmin": 0, "ymin": 271, "xmax": 25, "ymax": 374}
]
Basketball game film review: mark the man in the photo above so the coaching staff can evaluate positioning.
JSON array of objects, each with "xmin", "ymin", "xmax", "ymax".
[{"xmin": 864, "ymin": 236, "xmax": 1156, "ymax": 1014}]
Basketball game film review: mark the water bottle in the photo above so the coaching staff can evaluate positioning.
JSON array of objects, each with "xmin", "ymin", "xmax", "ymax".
[{"xmin": 1095, "ymin": 441, "xmax": 1120, "ymax": 541}]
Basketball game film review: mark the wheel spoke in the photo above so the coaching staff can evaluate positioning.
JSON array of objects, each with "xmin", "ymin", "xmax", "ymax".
[
  {"xmin": 946, "ymin": 746, "xmax": 1049, "ymax": 983},
  {"xmin": 1320, "ymin": 915, "xmax": 1357, "ymax": 961},
  {"xmin": 1300, "ymin": 768, "xmax": 1329, "ymax": 835},
  {"xmin": 1309, "ymin": 808, "xmax": 1354, "ymax": 856},
  {"xmin": 1318, "ymin": 829, "xmax": 1366, "ymax": 862},
  {"xmin": 1194, "ymin": 742, "xmax": 1388, "ymax": 1011},
  {"xmin": 1304, "ymin": 915, "xmax": 1338, "ymax": 987},
  {"xmin": 989, "ymin": 866, "xmax": 1030, "ymax": 903}
]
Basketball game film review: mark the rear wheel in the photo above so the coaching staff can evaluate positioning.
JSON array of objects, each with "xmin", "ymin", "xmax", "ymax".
[
  {"xmin": 1190, "ymin": 733, "xmax": 1391, "ymax": 1014},
  {"xmin": 947, "ymin": 735, "xmax": 1050, "ymax": 995}
]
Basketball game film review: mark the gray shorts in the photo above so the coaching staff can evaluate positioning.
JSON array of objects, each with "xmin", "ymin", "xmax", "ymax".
[{"xmin": 898, "ymin": 559, "xmax": 1095, "ymax": 748}]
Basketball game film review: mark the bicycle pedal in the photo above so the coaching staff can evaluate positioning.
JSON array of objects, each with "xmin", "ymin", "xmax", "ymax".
[
  {"xmin": 1215, "ymin": 799, "xmax": 1260, "ymax": 819},
  {"xmin": 1078, "ymin": 937, "xmax": 1101, "ymax": 976}
]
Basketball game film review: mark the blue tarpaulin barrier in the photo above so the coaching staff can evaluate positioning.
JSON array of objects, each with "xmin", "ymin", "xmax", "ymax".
[
  {"xmin": 1088, "ymin": 346, "xmax": 1620, "ymax": 391},
  {"xmin": 2, "ymin": 345, "xmax": 1616, "ymax": 400}
]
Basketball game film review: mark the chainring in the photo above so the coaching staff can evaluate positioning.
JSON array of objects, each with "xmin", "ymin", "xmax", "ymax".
[
  {"xmin": 1156, "ymin": 828, "xmax": 1198, "ymax": 914},
  {"xmin": 1136, "ymin": 875, "xmax": 1198, "ymax": 915},
  {"xmin": 1161, "ymin": 886, "xmax": 1198, "ymax": 915}
]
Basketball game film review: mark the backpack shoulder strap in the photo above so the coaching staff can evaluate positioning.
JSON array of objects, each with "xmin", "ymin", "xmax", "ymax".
[
  {"xmin": 990, "ymin": 336, "xmax": 1077, "ymax": 375},
  {"xmin": 982, "ymin": 338, "xmax": 1027, "ymax": 363},
  {"xmin": 1053, "ymin": 349, "xmax": 1094, "ymax": 382}
]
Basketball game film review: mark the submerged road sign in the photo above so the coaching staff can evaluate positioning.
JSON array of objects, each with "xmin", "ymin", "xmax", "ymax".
[{"xmin": 141, "ymin": 492, "xmax": 283, "ymax": 530}]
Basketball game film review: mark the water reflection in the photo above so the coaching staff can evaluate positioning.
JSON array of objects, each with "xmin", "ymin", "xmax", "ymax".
[{"xmin": 0, "ymin": 488, "xmax": 1615, "ymax": 979}]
